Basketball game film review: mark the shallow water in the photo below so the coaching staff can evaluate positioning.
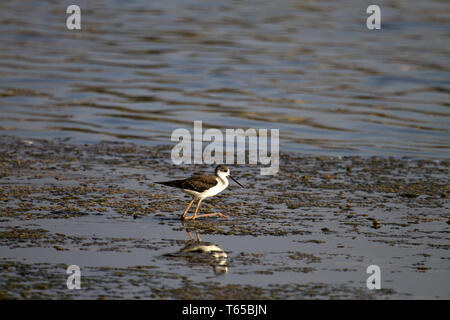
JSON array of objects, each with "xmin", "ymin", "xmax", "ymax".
[{"xmin": 0, "ymin": 0, "xmax": 449, "ymax": 157}]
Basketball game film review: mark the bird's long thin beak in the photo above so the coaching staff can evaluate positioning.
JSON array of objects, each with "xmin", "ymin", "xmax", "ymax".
[{"xmin": 230, "ymin": 175, "xmax": 244, "ymax": 188}]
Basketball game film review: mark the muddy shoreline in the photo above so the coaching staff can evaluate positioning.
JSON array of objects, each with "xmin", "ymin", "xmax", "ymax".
[{"xmin": 0, "ymin": 135, "xmax": 448, "ymax": 299}]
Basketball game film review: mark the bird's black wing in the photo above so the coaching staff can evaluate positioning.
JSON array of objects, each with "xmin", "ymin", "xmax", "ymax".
[{"xmin": 156, "ymin": 175, "xmax": 218, "ymax": 192}]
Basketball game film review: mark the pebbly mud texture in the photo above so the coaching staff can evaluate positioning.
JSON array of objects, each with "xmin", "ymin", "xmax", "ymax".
[{"xmin": 0, "ymin": 135, "xmax": 448, "ymax": 299}]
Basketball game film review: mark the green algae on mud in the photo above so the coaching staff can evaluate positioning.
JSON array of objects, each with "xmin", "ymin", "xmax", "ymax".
[{"xmin": 0, "ymin": 135, "xmax": 449, "ymax": 299}]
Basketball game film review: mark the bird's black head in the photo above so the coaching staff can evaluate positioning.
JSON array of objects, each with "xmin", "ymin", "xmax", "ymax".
[
  {"xmin": 215, "ymin": 165, "xmax": 230, "ymax": 176},
  {"xmin": 215, "ymin": 165, "xmax": 244, "ymax": 188}
]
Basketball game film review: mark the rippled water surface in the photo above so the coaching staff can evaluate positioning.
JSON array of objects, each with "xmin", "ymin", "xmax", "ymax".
[{"xmin": 0, "ymin": 0, "xmax": 449, "ymax": 157}]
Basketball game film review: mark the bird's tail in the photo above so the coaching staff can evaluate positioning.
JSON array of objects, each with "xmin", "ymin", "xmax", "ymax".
[{"xmin": 155, "ymin": 180, "xmax": 184, "ymax": 188}]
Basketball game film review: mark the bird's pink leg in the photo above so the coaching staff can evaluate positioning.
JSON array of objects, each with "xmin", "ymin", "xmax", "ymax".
[
  {"xmin": 192, "ymin": 212, "xmax": 229, "ymax": 219},
  {"xmin": 183, "ymin": 199, "xmax": 228, "ymax": 220},
  {"xmin": 181, "ymin": 197, "xmax": 195, "ymax": 220}
]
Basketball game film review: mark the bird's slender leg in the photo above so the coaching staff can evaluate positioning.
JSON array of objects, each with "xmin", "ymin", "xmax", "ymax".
[
  {"xmin": 192, "ymin": 199, "xmax": 203, "ymax": 220},
  {"xmin": 193, "ymin": 200, "xmax": 228, "ymax": 219},
  {"xmin": 181, "ymin": 197, "xmax": 195, "ymax": 220},
  {"xmin": 193, "ymin": 212, "xmax": 229, "ymax": 219},
  {"xmin": 183, "ymin": 199, "xmax": 228, "ymax": 220},
  {"xmin": 182, "ymin": 199, "xmax": 202, "ymax": 220}
]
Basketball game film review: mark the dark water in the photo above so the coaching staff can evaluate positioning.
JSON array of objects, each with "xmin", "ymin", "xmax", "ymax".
[{"xmin": 0, "ymin": 0, "xmax": 449, "ymax": 157}]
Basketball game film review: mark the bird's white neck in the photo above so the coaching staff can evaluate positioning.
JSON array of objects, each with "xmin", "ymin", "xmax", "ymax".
[{"xmin": 216, "ymin": 172, "xmax": 229, "ymax": 186}]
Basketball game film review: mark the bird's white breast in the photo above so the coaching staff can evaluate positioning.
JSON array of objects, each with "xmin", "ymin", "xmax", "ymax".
[{"xmin": 184, "ymin": 177, "xmax": 228, "ymax": 200}]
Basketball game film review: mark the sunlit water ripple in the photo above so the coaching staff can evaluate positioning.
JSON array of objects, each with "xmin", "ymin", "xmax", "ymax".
[{"xmin": 0, "ymin": 0, "xmax": 449, "ymax": 158}]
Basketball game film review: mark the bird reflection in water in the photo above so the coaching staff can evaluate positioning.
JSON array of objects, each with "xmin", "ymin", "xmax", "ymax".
[{"xmin": 168, "ymin": 225, "xmax": 228, "ymax": 274}]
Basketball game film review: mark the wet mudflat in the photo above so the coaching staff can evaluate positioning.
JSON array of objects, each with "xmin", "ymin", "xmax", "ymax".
[{"xmin": 0, "ymin": 136, "xmax": 448, "ymax": 299}]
